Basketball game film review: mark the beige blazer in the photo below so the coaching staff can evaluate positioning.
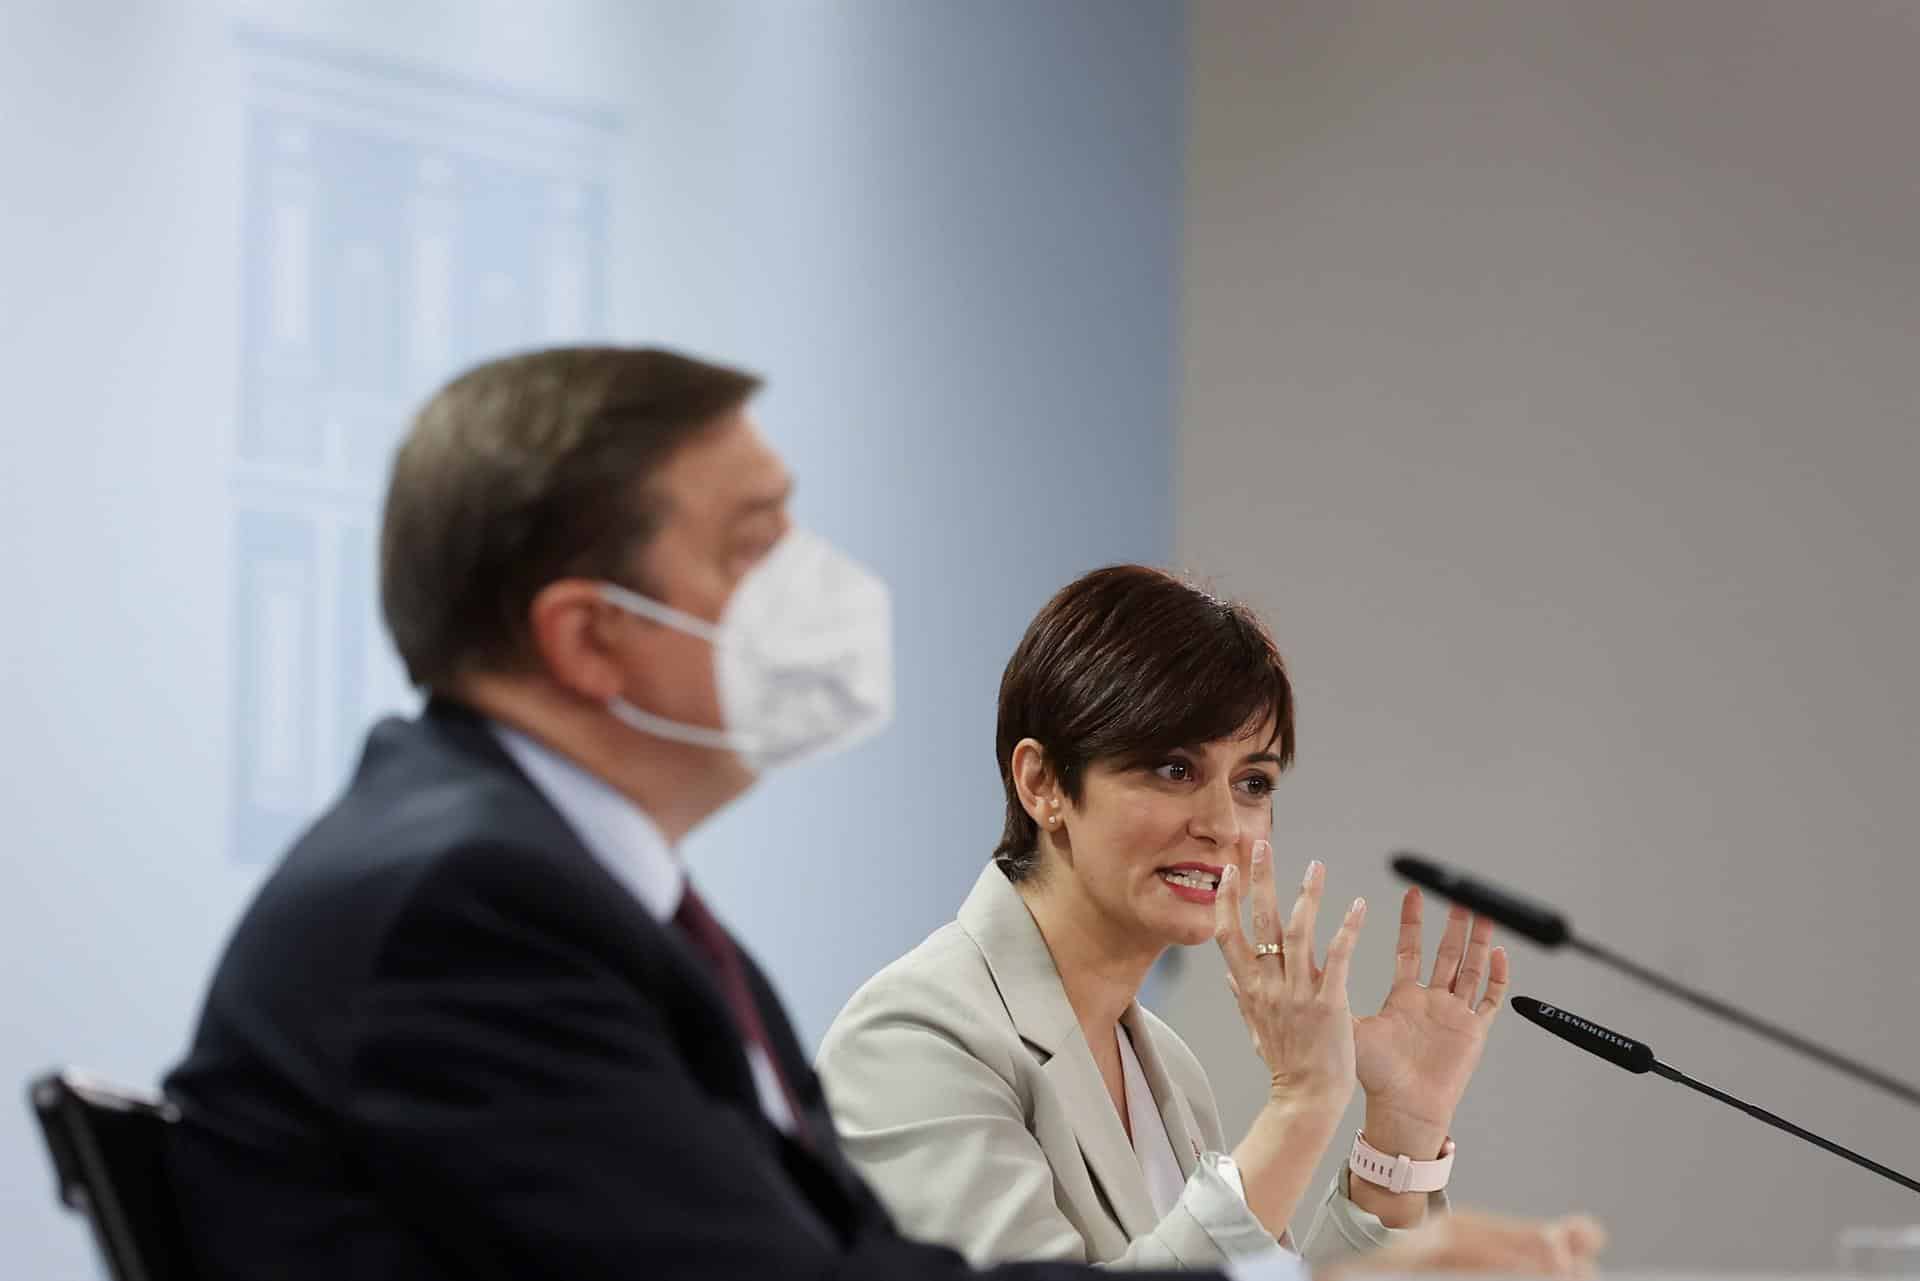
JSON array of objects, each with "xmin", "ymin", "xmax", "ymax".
[{"xmin": 817, "ymin": 865, "xmax": 1439, "ymax": 1271}]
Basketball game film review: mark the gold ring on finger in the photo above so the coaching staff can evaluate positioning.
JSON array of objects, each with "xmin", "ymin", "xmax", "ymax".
[{"xmin": 1254, "ymin": 942, "xmax": 1281, "ymax": 958}]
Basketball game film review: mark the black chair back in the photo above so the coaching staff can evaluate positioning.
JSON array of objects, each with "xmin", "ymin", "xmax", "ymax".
[{"xmin": 30, "ymin": 1069, "xmax": 196, "ymax": 1281}]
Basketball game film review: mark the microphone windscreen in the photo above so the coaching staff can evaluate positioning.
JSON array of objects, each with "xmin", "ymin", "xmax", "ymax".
[
  {"xmin": 1512, "ymin": 995, "xmax": 1656, "ymax": 1074},
  {"xmin": 1390, "ymin": 853, "xmax": 1571, "ymax": 946}
]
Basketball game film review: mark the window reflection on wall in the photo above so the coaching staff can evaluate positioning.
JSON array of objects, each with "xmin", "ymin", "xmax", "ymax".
[{"xmin": 231, "ymin": 28, "xmax": 615, "ymax": 862}]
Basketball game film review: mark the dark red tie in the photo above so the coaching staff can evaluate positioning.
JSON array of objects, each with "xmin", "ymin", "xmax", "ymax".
[{"xmin": 672, "ymin": 886, "xmax": 810, "ymax": 1142}]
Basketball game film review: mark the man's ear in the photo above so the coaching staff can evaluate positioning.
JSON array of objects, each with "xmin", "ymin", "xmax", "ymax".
[{"xmin": 527, "ymin": 580, "xmax": 632, "ymax": 701}]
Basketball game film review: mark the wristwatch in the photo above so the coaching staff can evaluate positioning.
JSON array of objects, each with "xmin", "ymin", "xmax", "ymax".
[{"xmin": 1348, "ymin": 1130, "xmax": 1455, "ymax": 1194}]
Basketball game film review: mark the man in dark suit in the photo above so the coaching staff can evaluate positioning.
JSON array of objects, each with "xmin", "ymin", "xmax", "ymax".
[{"xmin": 167, "ymin": 346, "xmax": 1601, "ymax": 1281}]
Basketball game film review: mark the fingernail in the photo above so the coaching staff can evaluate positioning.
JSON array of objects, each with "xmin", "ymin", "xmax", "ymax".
[
  {"xmin": 1251, "ymin": 840, "xmax": 1270, "ymax": 864},
  {"xmin": 1220, "ymin": 865, "xmax": 1235, "ymax": 887},
  {"xmin": 1352, "ymin": 897, "xmax": 1365, "ymax": 915},
  {"xmin": 1303, "ymin": 859, "xmax": 1322, "ymax": 889}
]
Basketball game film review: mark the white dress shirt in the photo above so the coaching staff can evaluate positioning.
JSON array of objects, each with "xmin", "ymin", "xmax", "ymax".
[{"xmin": 491, "ymin": 722, "xmax": 796, "ymax": 1134}]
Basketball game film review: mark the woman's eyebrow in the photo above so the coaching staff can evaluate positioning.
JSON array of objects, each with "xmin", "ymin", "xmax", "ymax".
[{"xmin": 1237, "ymin": 750, "xmax": 1284, "ymax": 768}]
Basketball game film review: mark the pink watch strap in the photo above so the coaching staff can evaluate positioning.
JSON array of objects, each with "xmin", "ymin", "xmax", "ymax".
[{"xmin": 1349, "ymin": 1131, "xmax": 1456, "ymax": 1195}]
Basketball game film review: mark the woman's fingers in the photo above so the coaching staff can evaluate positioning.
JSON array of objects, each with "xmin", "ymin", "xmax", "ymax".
[
  {"xmin": 1452, "ymin": 913, "xmax": 1495, "ymax": 997},
  {"xmin": 1283, "ymin": 860, "xmax": 1325, "ymax": 998},
  {"xmin": 1213, "ymin": 863, "xmax": 1253, "ymax": 981},
  {"xmin": 1320, "ymin": 895, "xmax": 1366, "ymax": 1005},
  {"xmin": 1246, "ymin": 839, "xmax": 1282, "ymax": 972},
  {"xmin": 1476, "ymin": 945, "xmax": 1511, "ymax": 1018},
  {"xmin": 1428, "ymin": 901, "xmax": 1470, "ymax": 989},
  {"xmin": 1392, "ymin": 887, "xmax": 1424, "ymax": 988}
]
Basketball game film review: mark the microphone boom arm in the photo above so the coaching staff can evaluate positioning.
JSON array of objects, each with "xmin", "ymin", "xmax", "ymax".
[
  {"xmin": 1574, "ymin": 936, "xmax": 1920, "ymax": 1110},
  {"xmin": 1391, "ymin": 852, "xmax": 1920, "ymax": 1110},
  {"xmin": 1649, "ymin": 1059, "xmax": 1920, "ymax": 1195}
]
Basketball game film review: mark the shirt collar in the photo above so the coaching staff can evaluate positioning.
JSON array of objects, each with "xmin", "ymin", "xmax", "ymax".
[{"xmin": 489, "ymin": 721, "xmax": 684, "ymax": 921}]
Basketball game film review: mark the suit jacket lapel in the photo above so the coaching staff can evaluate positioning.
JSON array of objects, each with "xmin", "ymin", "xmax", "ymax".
[
  {"xmin": 421, "ymin": 698, "xmax": 846, "ymax": 1243},
  {"xmin": 1042, "ymin": 1039, "xmax": 1162, "ymax": 1239},
  {"xmin": 1121, "ymin": 1005, "xmax": 1205, "ymax": 1180},
  {"xmin": 742, "ymin": 951, "xmax": 856, "ymax": 1164},
  {"xmin": 957, "ymin": 866, "xmax": 1162, "ymax": 1240},
  {"xmin": 739, "ymin": 954, "xmax": 873, "ymax": 1233},
  {"xmin": 423, "ymin": 698, "xmax": 765, "ymax": 1119}
]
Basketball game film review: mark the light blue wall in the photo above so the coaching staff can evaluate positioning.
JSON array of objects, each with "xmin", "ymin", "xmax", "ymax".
[{"xmin": 0, "ymin": 1, "xmax": 1182, "ymax": 1271}]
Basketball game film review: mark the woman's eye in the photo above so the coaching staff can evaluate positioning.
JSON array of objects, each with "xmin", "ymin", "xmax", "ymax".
[
  {"xmin": 1236, "ymin": 774, "xmax": 1275, "ymax": 798},
  {"xmin": 1153, "ymin": 761, "xmax": 1192, "ymax": 783}
]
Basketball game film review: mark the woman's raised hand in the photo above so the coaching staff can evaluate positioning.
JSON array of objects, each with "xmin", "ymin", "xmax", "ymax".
[
  {"xmin": 1351, "ymin": 889, "xmax": 1509, "ymax": 1166},
  {"xmin": 1213, "ymin": 840, "xmax": 1366, "ymax": 1108}
]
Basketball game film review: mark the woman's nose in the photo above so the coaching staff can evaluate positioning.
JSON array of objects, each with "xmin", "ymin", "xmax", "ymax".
[{"xmin": 1187, "ymin": 781, "xmax": 1241, "ymax": 846}]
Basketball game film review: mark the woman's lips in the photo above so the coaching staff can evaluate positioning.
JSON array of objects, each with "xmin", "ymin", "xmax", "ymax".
[{"xmin": 1156, "ymin": 863, "xmax": 1223, "ymax": 903}]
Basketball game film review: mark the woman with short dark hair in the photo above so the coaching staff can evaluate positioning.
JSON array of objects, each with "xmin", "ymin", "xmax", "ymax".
[{"xmin": 817, "ymin": 566, "xmax": 1507, "ymax": 1273}]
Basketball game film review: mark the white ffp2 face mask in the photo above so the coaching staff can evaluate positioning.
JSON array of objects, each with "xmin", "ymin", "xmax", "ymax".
[{"xmin": 597, "ymin": 528, "xmax": 894, "ymax": 774}]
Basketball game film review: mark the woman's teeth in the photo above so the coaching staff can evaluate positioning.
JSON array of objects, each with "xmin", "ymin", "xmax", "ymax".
[{"xmin": 1159, "ymin": 869, "xmax": 1219, "ymax": 891}]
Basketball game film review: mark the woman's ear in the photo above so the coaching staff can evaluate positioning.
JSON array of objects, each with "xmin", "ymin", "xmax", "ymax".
[{"xmin": 1010, "ymin": 738, "xmax": 1063, "ymax": 832}]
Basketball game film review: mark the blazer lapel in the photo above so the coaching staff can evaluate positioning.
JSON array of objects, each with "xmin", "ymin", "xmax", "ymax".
[
  {"xmin": 1121, "ymin": 1005, "xmax": 1205, "ymax": 1179},
  {"xmin": 957, "ymin": 867, "xmax": 1162, "ymax": 1241},
  {"xmin": 1042, "ymin": 1039, "xmax": 1163, "ymax": 1239},
  {"xmin": 426, "ymin": 699, "xmax": 766, "ymax": 1122},
  {"xmin": 739, "ymin": 955, "xmax": 869, "ymax": 1237}
]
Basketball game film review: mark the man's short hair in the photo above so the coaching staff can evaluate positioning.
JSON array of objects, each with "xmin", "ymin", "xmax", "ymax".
[{"xmin": 379, "ymin": 345, "xmax": 762, "ymax": 690}]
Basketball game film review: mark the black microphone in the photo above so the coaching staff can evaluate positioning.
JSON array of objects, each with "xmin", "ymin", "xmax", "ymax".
[
  {"xmin": 1512, "ymin": 996, "xmax": 1920, "ymax": 1196},
  {"xmin": 1392, "ymin": 852, "xmax": 1920, "ymax": 1110},
  {"xmin": 1391, "ymin": 854, "xmax": 1569, "ymax": 946}
]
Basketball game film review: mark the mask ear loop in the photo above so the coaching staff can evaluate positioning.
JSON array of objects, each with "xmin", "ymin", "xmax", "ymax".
[
  {"xmin": 596, "ymin": 583, "xmax": 757, "ymax": 756},
  {"xmin": 606, "ymin": 697, "xmax": 746, "ymax": 754},
  {"xmin": 597, "ymin": 582, "xmax": 725, "ymax": 643}
]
